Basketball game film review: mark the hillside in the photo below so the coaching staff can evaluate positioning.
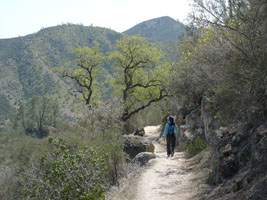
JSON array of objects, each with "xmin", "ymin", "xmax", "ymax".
[
  {"xmin": 0, "ymin": 17, "xmax": 187, "ymax": 129},
  {"xmin": 0, "ymin": 24, "xmax": 121, "ymax": 126},
  {"xmin": 124, "ymin": 16, "xmax": 186, "ymax": 43},
  {"xmin": 0, "ymin": 24, "xmax": 121, "ymax": 100}
]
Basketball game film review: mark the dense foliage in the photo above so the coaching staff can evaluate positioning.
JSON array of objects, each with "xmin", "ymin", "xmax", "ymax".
[
  {"xmin": 23, "ymin": 138, "xmax": 107, "ymax": 200},
  {"xmin": 0, "ymin": 99, "xmax": 125, "ymax": 199},
  {"xmin": 0, "ymin": 132, "xmax": 52, "ymax": 199},
  {"xmin": 171, "ymin": 0, "xmax": 267, "ymax": 122},
  {"xmin": 61, "ymin": 42, "xmax": 105, "ymax": 106},
  {"xmin": 110, "ymin": 35, "xmax": 169, "ymax": 122},
  {"xmin": 14, "ymin": 96, "xmax": 59, "ymax": 138}
]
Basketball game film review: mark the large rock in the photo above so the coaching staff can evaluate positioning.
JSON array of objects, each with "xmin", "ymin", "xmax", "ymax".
[
  {"xmin": 133, "ymin": 152, "xmax": 156, "ymax": 166},
  {"xmin": 133, "ymin": 127, "xmax": 145, "ymax": 137},
  {"xmin": 123, "ymin": 135, "xmax": 155, "ymax": 159},
  {"xmin": 180, "ymin": 95, "xmax": 267, "ymax": 199}
]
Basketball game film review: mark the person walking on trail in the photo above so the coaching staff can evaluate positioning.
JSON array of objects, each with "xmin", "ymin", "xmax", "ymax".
[{"xmin": 162, "ymin": 115, "xmax": 179, "ymax": 157}]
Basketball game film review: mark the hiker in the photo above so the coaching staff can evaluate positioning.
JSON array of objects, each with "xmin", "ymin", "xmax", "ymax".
[{"xmin": 162, "ymin": 115, "xmax": 179, "ymax": 157}]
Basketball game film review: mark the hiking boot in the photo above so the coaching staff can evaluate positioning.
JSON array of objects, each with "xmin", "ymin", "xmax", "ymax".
[{"xmin": 171, "ymin": 152, "xmax": 174, "ymax": 157}]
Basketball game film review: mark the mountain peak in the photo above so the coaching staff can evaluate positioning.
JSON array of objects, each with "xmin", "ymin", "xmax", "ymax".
[
  {"xmin": 143, "ymin": 16, "xmax": 177, "ymax": 23},
  {"xmin": 124, "ymin": 16, "xmax": 186, "ymax": 43}
]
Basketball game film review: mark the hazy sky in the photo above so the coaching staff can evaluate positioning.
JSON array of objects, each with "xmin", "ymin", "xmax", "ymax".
[{"xmin": 0, "ymin": 0, "xmax": 191, "ymax": 39}]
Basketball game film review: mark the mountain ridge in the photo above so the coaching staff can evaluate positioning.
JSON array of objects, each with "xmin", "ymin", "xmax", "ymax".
[
  {"xmin": 0, "ymin": 24, "xmax": 122, "ymax": 126},
  {"xmin": 0, "ymin": 17, "xmax": 186, "ymax": 127},
  {"xmin": 124, "ymin": 16, "xmax": 186, "ymax": 43}
]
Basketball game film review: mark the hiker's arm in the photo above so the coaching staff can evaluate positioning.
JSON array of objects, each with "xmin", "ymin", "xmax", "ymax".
[{"xmin": 162, "ymin": 124, "xmax": 168, "ymax": 138}]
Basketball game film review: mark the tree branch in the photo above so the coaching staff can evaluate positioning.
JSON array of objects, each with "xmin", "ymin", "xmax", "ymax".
[
  {"xmin": 122, "ymin": 89, "xmax": 169, "ymax": 121},
  {"xmin": 128, "ymin": 80, "xmax": 162, "ymax": 90}
]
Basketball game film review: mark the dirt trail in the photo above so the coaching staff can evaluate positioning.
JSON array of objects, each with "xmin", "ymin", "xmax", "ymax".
[
  {"xmin": 134, "ymin": 126, "xmax": 198, "ymax": 200},
  {"xmin": 108, "ymin": 126, "xmax": 205, "ymax": 200}
]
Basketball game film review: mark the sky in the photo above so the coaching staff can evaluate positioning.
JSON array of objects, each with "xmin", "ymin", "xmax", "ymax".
[{"xmin": 0, "ymin": 0, "xmax": 191, "ymax": 39}]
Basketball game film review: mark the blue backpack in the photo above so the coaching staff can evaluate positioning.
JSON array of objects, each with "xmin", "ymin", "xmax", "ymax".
[{"xmin": 168, "ymin": 123, "xmax": 175, "ymax": 135}]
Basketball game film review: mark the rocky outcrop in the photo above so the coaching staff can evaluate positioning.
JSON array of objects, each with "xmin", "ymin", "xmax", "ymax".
[
  {"xmin": 175, "ymin": 96, "xmax": 267, "ymax": 200},
  {"xmin": 123, "ymin": 135, "xmax": 155, "ymax": 159},
  {"xmin": 200, "ymin": 122, "xmax": 267, "ymax": 200},
  {"xmin": 178, "ymin": 106, "xmax": 205, "ymax": 144},
  {"xmin": 133, "ymin": 152, "xmax": 156, "ymax": 166},
  {"xmin": 133, "ymin": 127, "xmax": 145, "ymax": 137},
  {"xmin": 185, "ymin": 108, "xmax": 201, "ymax": 131},
  {"xmin": 179, "ymin": 95, "xmax": 267, "ymax": 200}
]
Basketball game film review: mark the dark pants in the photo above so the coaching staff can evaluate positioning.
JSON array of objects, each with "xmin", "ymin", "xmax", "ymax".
[{"xmin": 166, "ymin": 134, "xmax": 176, "ymax": 156}]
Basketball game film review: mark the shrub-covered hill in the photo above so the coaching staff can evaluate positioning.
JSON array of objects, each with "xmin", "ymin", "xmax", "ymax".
[
  {"xmin": 0, "ymin": 18, "xmax": 186, "ymax": 128},
  {"xmin": 0, "ymin": 24, "xmax": 121, "ymax": 104},
  {"xmin": 124, "ymin": 16, "xmax": 186, "ymax": 43},
  {"xmin": 0, "ymin": 24, "xmax": 123, "ymax": 128}
]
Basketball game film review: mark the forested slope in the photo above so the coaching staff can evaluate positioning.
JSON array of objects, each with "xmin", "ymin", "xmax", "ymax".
[
  {"xmin": 0, "ymin": 24, "xmax": 120, "ymax": 103},
  {"xmin": 0, "ymin": 17, "xmax": 184, "ymax": 128}
]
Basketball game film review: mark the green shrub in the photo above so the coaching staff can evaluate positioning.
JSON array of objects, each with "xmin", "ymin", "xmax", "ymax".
[
  {"xmin": 0, "ymin": 131, "xmax": 53, "ymax": 199},
  {"xmin": 183, "ymin": 137, "xmax": 207, "ymax": 157},
  {"xmin": 23, "ymin": 137, "xmax": 107, "ymax": 200},
  {"xmin": 1, "ymin": 100, "xmax": 126, "ymax": 199},
  {"xmin": 57, "ymin": 123, "xmax": 125, "ymax": 186}
]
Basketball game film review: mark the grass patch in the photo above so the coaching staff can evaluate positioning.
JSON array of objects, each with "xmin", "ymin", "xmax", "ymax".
[{"xmin": 183, "ymin": 137, "xmax": 208, "ymax": 157}]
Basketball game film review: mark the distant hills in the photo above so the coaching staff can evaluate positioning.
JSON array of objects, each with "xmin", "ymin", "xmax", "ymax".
[
  {"xmin": 124, "ymin": 16, "xmax": 186, "ymax": 43},
  {"xmin": 0, "ymin": 24, "xmax": 121, "ymax": 126},
  {"xmin": 0, "ymin": 17, "xmax": 186, "ymax": 127},
  {"xmin": 0, "ymin": 25, "xmax": 120, "ymax": 100}
]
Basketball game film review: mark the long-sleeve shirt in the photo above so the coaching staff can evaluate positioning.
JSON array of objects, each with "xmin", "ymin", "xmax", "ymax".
[{"xmin": 162, "ymin": 123, "xmax": 179, "ymax": 138}]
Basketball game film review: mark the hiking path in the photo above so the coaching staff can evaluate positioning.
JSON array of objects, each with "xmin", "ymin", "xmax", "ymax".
[{"xmin": 108, "ymin": 125, "xmax": 206, "ymax": 200}]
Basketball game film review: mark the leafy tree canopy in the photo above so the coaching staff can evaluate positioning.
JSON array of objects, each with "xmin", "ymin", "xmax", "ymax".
[
  {"xmin": 109, "ymin": 35, "xmax": 169, "ymax": 121},
  {"xmin": 171, "ymin": 0, "xmax": 267, "ymax": 122},
  {"xmin": 61, "ymin": 42, "xmax": 105, "ymax": 107}
]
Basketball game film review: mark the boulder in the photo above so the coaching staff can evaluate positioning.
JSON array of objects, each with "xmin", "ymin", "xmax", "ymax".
[
  {"xmin": 185, "ymin": 108, "xmax": 201, "ymax": 130},
  {"xmin": 133, "ymin": 152, "xmax": 156, "ymax": 166},
  {"xmin": 133, "ymin": 127, "xmax": 145, "ymax": 137},
  {"xmin": 123, "ymin": 135, "xmax": 155, "ymax": 159}
]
